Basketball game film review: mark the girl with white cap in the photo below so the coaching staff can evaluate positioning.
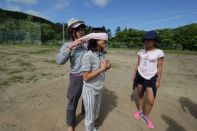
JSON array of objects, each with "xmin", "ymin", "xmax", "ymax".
[
  {"xmin": 80, "ymin": 32, "xmax": 111, "ymax": 131},
  {"xmin": 56, "ymin": 18, "xmax": 87, "ymax": 131}
]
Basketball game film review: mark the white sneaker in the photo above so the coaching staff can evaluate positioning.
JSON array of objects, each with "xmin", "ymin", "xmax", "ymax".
[{"xmin": 93, "ymin": 127, "xmax": 99, "ymax": 131}]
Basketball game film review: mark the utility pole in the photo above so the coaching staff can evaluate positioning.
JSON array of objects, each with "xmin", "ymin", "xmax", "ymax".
[{"xmin": 63, "ymin": 23, "xmax": 65, "ymax": 44}]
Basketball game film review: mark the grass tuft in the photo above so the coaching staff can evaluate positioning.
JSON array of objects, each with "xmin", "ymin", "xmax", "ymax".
[{"xmin": 8, "ymin": 76, "xmax": 24, "ymax": 83}]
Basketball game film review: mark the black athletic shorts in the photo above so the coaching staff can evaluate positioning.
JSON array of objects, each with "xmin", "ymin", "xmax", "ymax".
[{"xmin": 133, "ymin": 71, "xmax": 157, "ymax": 98}]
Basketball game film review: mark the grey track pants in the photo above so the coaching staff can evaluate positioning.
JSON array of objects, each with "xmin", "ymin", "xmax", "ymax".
[
  {"xmin": 82, "ymin": 87, "xmax": 102, "ymax": 131},
  {"xmin": 66, "ymin": 74, "xmax": 85, "ymax": 126}
]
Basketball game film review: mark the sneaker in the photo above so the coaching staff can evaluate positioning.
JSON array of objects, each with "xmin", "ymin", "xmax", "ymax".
[
  {"xmin": 146, "ymin": 117, "xmax": 155, "ymax": 129},
  {"xmin": 141, "ymin": 114, "xmax": 148, "ymax": 124},
  {"xmin": 141, "ymin": 115, "xmax": 155, "ymax": 129},
  {"xmin": 93, "ymin": 127, "xmax": 99, "ymax": 131},
  {"xmin": 133, "ymin": 110, "xmax": 143, "ymax": 119}
]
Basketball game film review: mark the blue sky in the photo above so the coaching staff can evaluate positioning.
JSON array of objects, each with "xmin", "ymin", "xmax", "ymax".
[{"xmin": 0, "ymin": 0, "xmax": 197, "ymax": 33}]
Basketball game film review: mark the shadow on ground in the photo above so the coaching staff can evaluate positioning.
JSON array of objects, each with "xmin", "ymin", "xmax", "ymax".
[
  {"xmin": 162, "ymin": 115, "xmax": 186, "ymax": 131},
  {"xmin": 95, "ymin": 88, "xmax": 118, "ymax": 126},
  {"xmin": 179, "ymin": 97, "xmax": 197, "ymax": 119}
]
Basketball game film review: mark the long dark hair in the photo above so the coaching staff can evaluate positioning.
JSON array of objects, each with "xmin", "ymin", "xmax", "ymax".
[{"xmin": 87, "ymin": 39, "xmax": 98, "ymax": 52}]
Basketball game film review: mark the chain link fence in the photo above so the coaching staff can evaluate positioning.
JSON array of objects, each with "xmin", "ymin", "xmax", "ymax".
[{"xmin": 0, "ymin": 18, "xmax": 41, "ymax": 45}]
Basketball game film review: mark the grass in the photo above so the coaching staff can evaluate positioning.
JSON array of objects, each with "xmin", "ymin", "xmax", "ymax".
[
  {"xmin": 0, "ymin": 44, "xmax": 58, "ymax": 55},
  {"xmin": 109, "ymin": 48, "xmax": 197, "ymax": 55},
  {"xmin": 0, "ymin": 44, "xmax": 58, "ymax": 48},
  {"xmin": 0, "ymin": 81, "xmax": 9, "ymax": 86},
  {"xmin": 111, "ymin": 63, "xmax": 120, "ymax": 69},
  {"xmin": 109, "ymin": 48, "xmax": 138, "ymax": 51},
  {"xmin": 26, "ymin": 75, "xmax": 38, "ymax": 82},
  {"xmin": 6, "ymin": 52, "xmax": 20, "ymax": 55},
  {"xmin": 0, "ymin": 66, "xmax": 7, "ymax": 71},
  {"xmin": 8, "ymin": 69, "xmax": 23, "ymax": 74},
  {"xmin": 29, "ymin": 48, "xmax": 57, "ymax": 54},
  {"xmin": 7, "ymin": 75, "xmax": 24, "ymax": 83},
  {"xmin": 20, "ymin": 61, "xmax": 33, "ymax": 67},
  {"xmin": 12, "ymin": 59, "xmax": 36, "ymax": 71},
  {"xmin": 13, "ymin": 58, "xmax": 23, "ymax": 63},
  {"xmin": 163, "ymin": 50, "xmax": 197, "ymax": 55},
  {"xmin": 44, "ymin": 59, "xmax": 56, "ymax": 64},
  {"xmin": 0, "ymin": 81, "xmax": 9, "ymax": 91},
  {"xmin": 1, "ymin": 45, "xmax": 196, "ymax": 55},
  {"xmin": 0, "ymin": 51, "xmax": 9, "ymax": 55},
  {"xmin": 41, "ymin": 73, "xmax": 53, "ymax": 76}
]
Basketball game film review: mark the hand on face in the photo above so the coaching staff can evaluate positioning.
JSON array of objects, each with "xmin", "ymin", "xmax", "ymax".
[{"xmin": 75, "ymin": 26, "xmax": 85, "ymax": 39}]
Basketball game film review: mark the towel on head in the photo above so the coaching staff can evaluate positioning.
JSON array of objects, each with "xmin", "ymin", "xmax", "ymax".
[{"xmin": 80, "ymin": 33, "xmax": 108, "ymax": 42}]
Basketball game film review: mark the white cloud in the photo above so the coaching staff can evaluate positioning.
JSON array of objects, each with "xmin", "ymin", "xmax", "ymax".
[
  {"xmin": 6, "ymin": 0, "xmax": 38, "ymax": 5},
  {"xmin": 85, "ymin": 0, "xmax": 110, "ymax": 7},
  {"xmin": 83, "ymin": 1, "xmax": 93, "ymax": 8},
  {"xmin": 42, "ymin": 0, "xmax": 70, "ymax": 19},
  {"xmin": 135, "ymin": 12, "xmax": 197, "ymax": 28},
  {"xmin": 55, "ymin": 0, "xmax": 70, "ymax": 10}
]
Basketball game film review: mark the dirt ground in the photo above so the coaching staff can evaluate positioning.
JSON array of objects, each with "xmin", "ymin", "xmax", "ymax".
[{"xmin": 0, "ymin": 45, "xmax": 197, "ymax": 131}]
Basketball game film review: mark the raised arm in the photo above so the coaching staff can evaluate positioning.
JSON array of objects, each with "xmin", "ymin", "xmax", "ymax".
[
  {"xmin": 56, "ymin": 44, "xmax": 71, "ymax": 65},
  {"xmin": 56, "ymin": 39, "xmax": 82, "ymax": 65}
]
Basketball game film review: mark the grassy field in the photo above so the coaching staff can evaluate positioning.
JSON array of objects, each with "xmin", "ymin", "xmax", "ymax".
[{"xmin": 0, "ymin": 45, "xmax": 197, "ymax": 131}]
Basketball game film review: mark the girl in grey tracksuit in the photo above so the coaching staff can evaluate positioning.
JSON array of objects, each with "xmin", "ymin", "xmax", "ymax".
[{"xmin": 81, "ymin": 37, "xmax": 110, "ymax": 131}]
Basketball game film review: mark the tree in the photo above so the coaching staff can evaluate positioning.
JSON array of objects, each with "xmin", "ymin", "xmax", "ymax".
[
  {"xmin": 102, "ymin": 26, "xmax": 106, "ymax": 32},
  {"xmin": 115, "ymin": 26, "xmax": 121, "ymax": 35},
  {"xmin": 174, "ymin": 24, "xmax": 197, "ymax": 50},
  {"xmin": 107, "ymin": 28, "xmax": 112, "ymax": 39}
]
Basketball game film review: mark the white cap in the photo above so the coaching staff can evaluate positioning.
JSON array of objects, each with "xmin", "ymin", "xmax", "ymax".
[{"xmin": 67, "ymin": 18, "xmax": 86, "ymax": 31}]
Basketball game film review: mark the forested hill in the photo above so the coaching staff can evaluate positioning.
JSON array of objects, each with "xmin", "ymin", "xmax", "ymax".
[
  {"xmin": 0, "ymin": 8, "xmax": 53, "ymax": 25},
  {"xmin": 0, "ymin": 8, "xmax": 196, "ymax": 50},
  {"xmin": 111, "ymin": 23, "xmax": 197, "ymax": 50},
  {"xmin": 0, "ymin": 8, "xmax": 108, "ymax": 45},
  {"xmin": 0, "ymin": 8, "xmax": 68, "ymax": 45}
]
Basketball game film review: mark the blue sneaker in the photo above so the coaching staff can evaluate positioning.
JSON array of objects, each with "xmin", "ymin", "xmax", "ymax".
[{"xmin": 141, "ymin": 113, "xmax": 148, "ymax": 124}]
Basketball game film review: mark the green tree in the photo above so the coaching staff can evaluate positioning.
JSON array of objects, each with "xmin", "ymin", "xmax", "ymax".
[{"xmin": 115, "ymin": 26, "xmax": 121, "ymax": 35}]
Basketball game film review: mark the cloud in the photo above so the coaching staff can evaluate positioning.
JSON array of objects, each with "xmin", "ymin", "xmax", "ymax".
[
  {"xmin": 83, "ymin": 1, "xmax": 93, "ymax": 8},
  {"xmin": 6, "ymin": 0, "xmax": 38, "ymax": 5},
  {"xmin": 55, "ymin": 0, "xmax": 70, "ymax": 10},
  {"xmin": 135, "ymin": 11, "xmax": 197, "ymax": 28},
  {"xmin": 84, "ymin": 0, "xmax": 110, "ymax": 7}
]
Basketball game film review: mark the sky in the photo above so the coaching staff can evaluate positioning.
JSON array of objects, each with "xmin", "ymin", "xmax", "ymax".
[{"xmin": 0, "ymin": 0, "xmax": 197, "ymax": 33}]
